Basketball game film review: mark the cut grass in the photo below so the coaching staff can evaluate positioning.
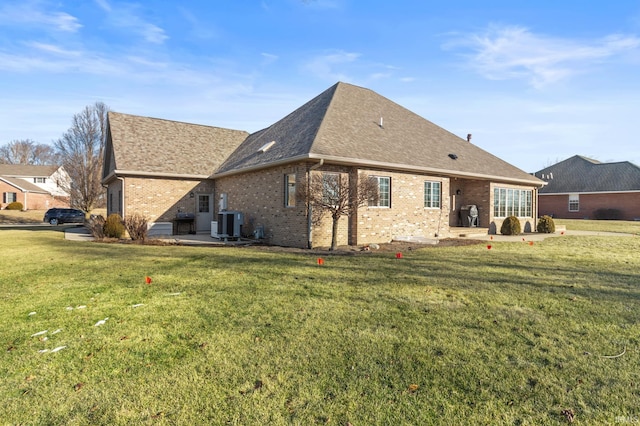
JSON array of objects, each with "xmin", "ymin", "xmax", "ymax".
[
  {"xmin": 1, "ymin": 229, "xmax": 639, "ymax": 424},
  {"xmin": 554, "ymin": 218, "xmax": 640, "ymax": 234}
]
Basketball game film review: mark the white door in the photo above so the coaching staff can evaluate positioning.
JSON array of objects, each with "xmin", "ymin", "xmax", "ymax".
[{"xmin": 196, "ymin": 194, "xmax": 213, "ymax": 232}]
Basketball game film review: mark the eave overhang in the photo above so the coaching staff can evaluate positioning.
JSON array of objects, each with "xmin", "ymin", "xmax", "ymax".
[{"xmin": 212, "ymin": 153, "xmax": 545, "ymax": 187}]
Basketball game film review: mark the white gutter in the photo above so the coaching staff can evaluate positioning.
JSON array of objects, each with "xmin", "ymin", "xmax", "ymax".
[
  {"xmin": 212, "ymin": 153, "xmax": 544, "ymax": 187},
  {"xmin": 539, "ymin": 190, "xmax": 640, "ymax": 195},
  {"xmin": 104, "ymin": 170, "xmax": 210, "ymax": 182}
]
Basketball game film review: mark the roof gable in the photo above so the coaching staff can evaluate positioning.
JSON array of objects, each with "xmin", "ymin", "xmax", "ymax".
[
  {"xmin": 217, "ymin": 82, "xmax": 542, "ymax": 185},
  {"xmin": 535, "ymin": 155, "xmax": 640, "ymax": 193},
  {"xmin": 105, "ymin": 112, "xmax": 249, "ymax": 178}
]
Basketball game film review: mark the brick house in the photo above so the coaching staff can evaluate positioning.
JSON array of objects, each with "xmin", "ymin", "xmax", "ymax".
[
  {"xmin": 102, "ymin": 82, "xmax": 544, "ymax": 248},
  {"xmin": 535, "ymin": 155, "xmax": 640, "ymax": 220},
  {"xmin": 0, "ymin": 164, "xmax": 70, "ymax": 210}
]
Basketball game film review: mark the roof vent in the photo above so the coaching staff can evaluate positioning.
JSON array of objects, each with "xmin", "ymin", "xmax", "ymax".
[
  {"xmin": 379, "ymin": 117, "xmax": 384, "ymax": 128},
  {"xmin": 448, "ymin": 154, "xmax": 458, "ymax": 160},
  {"xmin": 467, "ymin": 134, "xmax": 472, "ymax": 142},
  {"xmin": 259, "ymin": 141, "xmax": 276, "ymax": 153}
]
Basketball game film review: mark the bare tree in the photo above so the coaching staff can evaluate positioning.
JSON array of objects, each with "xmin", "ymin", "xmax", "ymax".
[
  {"xmin": 54, "ymin": 102, "xmax": 110, "ymax": 211},
  {"xmin": 0, "ymin": 139, "xmax": 59, "ymax": 165},
  {"xmin": 299, "ymin": 171, "xmax": 379, "ymax": 250}
]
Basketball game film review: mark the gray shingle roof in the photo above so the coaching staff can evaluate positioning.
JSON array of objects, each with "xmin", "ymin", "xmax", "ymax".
[
  {"xmin": 0, "ymin": 176, "xmax": 49, "ymax": 193},
  {"xmin": 0, "ymin": 164, "xmax": 60, "ymax": 177},
  {"xmin": 105, "ymin": 112, "xmax": 249, "ymax": 177},
  {"xmin": 217, "ymin": 82, "xmax": 542, "ymax": 185},
  {"xmin": 535, "ymin": 155, "xmax": 640, "ymax": 193}
]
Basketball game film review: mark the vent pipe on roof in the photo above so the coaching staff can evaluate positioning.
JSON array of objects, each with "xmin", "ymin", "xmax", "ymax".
[
  {"xmin": 467, "ymin": 133, "xmax": 472, "ymax": 142},
  {"xmin": 379, "ymin": 117, "xmax": 384, "ymax": 128},
  {"xmin": 259, "ymin": 141, "xmax": 276, "ymax": 153}
]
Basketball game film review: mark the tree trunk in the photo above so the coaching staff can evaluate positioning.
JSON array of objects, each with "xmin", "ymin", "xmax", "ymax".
[{"xmin": 330, "ymin": 214, "xmax": 340, "ymax": 250}]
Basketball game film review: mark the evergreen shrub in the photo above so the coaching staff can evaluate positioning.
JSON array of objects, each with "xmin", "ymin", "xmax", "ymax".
[
  {"xmin": 536, "ymin": 215, "xmax": 556, "ymax": 233},
  {"xmin": 103, "ymin": 213, "xmax": 125, "ymax": 238},
  {"xmin": 500, "ymin": 216, "xmax": 521, "ymax": 235}
]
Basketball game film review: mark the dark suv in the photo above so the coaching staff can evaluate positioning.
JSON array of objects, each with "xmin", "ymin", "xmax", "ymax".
[{"xmin": 43, "ymin": 208, "xmax": 86, "ymax": 225}]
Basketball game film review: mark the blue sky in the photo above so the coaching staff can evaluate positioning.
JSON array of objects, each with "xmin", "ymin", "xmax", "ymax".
[{"xmin": 1, "ymin": 0, "xmax": 639, "ymax": 172}]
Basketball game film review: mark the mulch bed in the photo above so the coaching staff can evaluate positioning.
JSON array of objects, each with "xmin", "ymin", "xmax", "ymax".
[{"xmin": 241, "ymin": 238, "xmax": 485, "ymax": 255}]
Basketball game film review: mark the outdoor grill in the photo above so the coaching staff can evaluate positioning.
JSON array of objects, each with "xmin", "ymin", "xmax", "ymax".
[
  {"xmin": 460, "ymin": 205, "xmax": 479, "ymax": 227},
  {"xmin": 174, "ymin": 212, "xmax": 195, "ymax": 234}
]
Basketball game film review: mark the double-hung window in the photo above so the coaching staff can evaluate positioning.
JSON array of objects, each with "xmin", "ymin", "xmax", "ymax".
[
  {"xmin": 3, "ymin": 192, "xmax": 17, "ymax": 203},
  {"xmin": 368, "ymin": 176, "xmax": 390, "ymax": 207},
  {"xmin": 424, "ymin": 181, "xmax": 441, "ymax": 208},
  {"xmin": 568, "ymin": 194, "xmax": 579, "ymax": 212}
]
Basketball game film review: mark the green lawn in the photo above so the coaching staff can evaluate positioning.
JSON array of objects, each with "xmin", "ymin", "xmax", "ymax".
[
  {"xmin": 1, "ymin": 229, "xmax": 639, "ymax": 425},
  {"xmin": 554, "ymin": 219, "xmax": 640, "ymax": 234}
]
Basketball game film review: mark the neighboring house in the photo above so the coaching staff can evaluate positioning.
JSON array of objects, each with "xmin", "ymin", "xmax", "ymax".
[
  {"xmin": 535, "ymin": 155, "xmax": 640, "ymax": 220},
  {"xmin": 0, "ymin": 164, "xmax": 70, "ymax": 210},
  {"xmin": 103, "ymin": 82, "xmax": 544, "ymax": 248}
]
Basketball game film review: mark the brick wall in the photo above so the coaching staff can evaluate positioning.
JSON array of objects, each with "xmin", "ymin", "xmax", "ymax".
[
  {"xmin": 107, "ymin": 176, "xmax": 212, "ymax": 226},
  {"xmin": 353, "ymin": 169, "xmax": 451, "ymax": 243},
  {"xmin": 216, "ymin": 163, "xmax": 458, "ymax": 248},
  {"xmin": 1, "ymin": 181, "xmax": 69, "ymax": 210},
  {"xmin": 540, "ymin": 192, "xmax": 640, "ymax": 220},
  {"xmin": 215, "ymin": 163, "xmax": 310, "ymax": 247}
]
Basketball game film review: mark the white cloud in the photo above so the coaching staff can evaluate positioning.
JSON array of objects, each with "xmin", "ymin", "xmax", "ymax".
[
  {"xmin": 104, "ymin": 3, "xmax": 168, "ymax": 44},
  {"xmin": 446, "ymin": 25, "xmax": 640, "ymax": 88},
  {"xmin": 0, "ymin": 2, "xmax": 82, "ymax": 32},
  {"xmin": 94, "ymin": 0, "xmax": 111, "ymax": 12},
  {"xmin": 304, "ymin": 50, "xmax": 361, "ymax": 81},
  {"xmin": 261, "ymin": 52, "xmax": 279, "ymax": 65},
  {"xmin": 27, "ymin": 42, "xmax": 82, "ymax": 57}
]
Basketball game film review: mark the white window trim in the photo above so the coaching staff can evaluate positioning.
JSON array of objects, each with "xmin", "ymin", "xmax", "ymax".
[
  {"xmin": 369, "ymin": 176, "xmax": 391, "ymax": 208},
  {"xmin": 493, "ymin": 188, "xmax": 533, "ymax": 218},
  {"xmin": 568, "ymin": 194, "xmax": 579, "ymax": 212},
  {"xmin": 424, "ymin": 180, "xmax": 441, "ymax": 209}
]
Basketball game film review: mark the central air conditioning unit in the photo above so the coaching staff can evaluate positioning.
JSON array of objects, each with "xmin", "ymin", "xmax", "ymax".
[{"xmin": 217, "ymin": 211, "xmax": 243, "ymax": 240}]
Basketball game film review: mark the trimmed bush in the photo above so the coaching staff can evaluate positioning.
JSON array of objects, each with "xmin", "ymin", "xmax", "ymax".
[
  {"xmin": 6, "ymin": 202, "xmax": 23, "ymax": 210},
  {"xmin": 537, "ymin": 215, "xmax": 556, "ymax": 233},
  {"xmin": 500, "ymin": 216, "xmax": 521, "ymax": 235},
  {"xmin": 103, "ymin": 213, "xmax": 125, "ymax": 239},
  {"xmin": 124, "ymin": 213, "xmax": 149, "ymax": 241}
]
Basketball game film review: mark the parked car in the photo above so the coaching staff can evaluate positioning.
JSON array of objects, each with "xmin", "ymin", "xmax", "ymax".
[{"xmin": 43, "ymin": 208, "xmax": 86, "ymax": 225}]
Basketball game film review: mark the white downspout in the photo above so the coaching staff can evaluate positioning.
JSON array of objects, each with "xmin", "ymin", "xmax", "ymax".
[{"xmin": 307, "ymin": 159, "xmax": 324, "ymax": 248}]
